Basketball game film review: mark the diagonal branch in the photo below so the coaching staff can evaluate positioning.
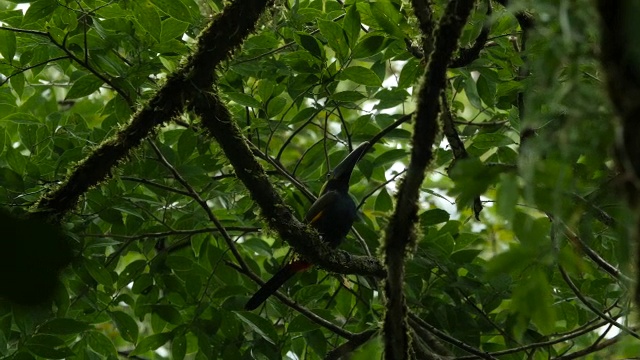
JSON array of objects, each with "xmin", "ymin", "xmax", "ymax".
[
  {"xmin": 32, "ymin": 0, "xmax": 275, "ymax": 223},
  {"xmin": 0, "ymin": 56, "xmax": 71, "ymax": 87},
  {"xmin": 558, "ymin": 265, "xmax": 640, "ymax": 340},
  {"xmin": 409, "ymin": 312, "xmax": 498, "ymax": 360},
  {"xmin": 196, "ymin": 91, "xmax": 384, "ymax": 277},
  {"xmin": 450, "ymin": 0, "xmax": 492, "ymax": 68}
]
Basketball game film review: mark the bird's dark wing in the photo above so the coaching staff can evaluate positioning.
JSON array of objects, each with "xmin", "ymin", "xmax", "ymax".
[{"xmin": 304, "ymin": 190, "xmax": 340, "ymax": 225}]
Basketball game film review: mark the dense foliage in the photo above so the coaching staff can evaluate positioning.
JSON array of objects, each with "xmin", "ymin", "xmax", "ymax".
[{"xmin": 0, "ymin": 0, "xmax": 637, "ymax": 359}]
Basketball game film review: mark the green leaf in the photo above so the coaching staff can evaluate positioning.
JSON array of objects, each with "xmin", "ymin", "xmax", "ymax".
[
  {"xmin": 132, "ymin": 273, "xmax": 154, "ymax": 294},
  {"xmin": 109, "ymin": 311, "xmax": 139, "ymax": 343},
  {"xmin": 235, "ymin": 312, "xmax": 278, "ymax": 345},
  {"xmin": 0, "ymin": 128, "xmax": 5, "ymax": 157},
  {"xmin": 134, "ymin": 1, "xmax": 162, "ymax": 42},
  {"xmin": 0, "ymin": 167, "xmax": 24, "ymax": 191},
  {"xmin": 118, "ymin": 260, "xmax": 147, "ymax": 288},
  {"xmin": 150, "ymin": 0, "xmax": 192, "ymax": 22},
  {"xmin": 178, "ymin": 130, "xmax": 196, "ymax": 161},
  {"xmin": 331, "ymin": 90, "xmax": 366, "ymax": 102},
  {"xmin": 512, "ymin": 211, "xmax": 551, "ymax": 248},
  {"xmin": 372, "ymin": 148, "xmax": 407, "ymax": 168},
  {"xmin": 375, "ymin": 187, "xmax": 393, "ymax": 212},
  {"xmin": 2, "ymin": 112, "xmax": 40, "ymax": 124},
  {"xmin": 450, "ymin": 249, "xmax": 482, "ymax": 264},
  {"xmin": 341, "ymin": 66, "xmax": 381, "ymax": 87},
  {"xmin": 374, "ymin": 88, "xmax": 409, "ymax": 109},
  {"xmin": 282, "ymin": 51, "xmax": 322, "ymax": 73},
  {"xmin": 86, "ymin": 331, "xmax": 117, "ymax": 358},
  {"xmin": 464, "ymin": 76, "xmax": 482, "ymax": 109},
  {"xmin": 295, "ymin": 33, "xmax": 325, "ymax": 60},
  {"xmin": 161, "ymin": 18, "xmax": 189, "ymax": 42},
  {"xmin": 151, "ymin": 305, "xmax": 183, "ymax": 325},
  {"xmin": 178, "ymin": 0, "xmax": 200, "ymax": 18},
  {"xmin": 317, "ymin": 19, "xmax": 349, "ymax": 63},
  {"xmin": 5, "ymin": 146, "xmax": 26, "ymax": 174},
  {"xmin": 166, "ymin": 255, "xmax": 193, "ymax": 271},
  {"xmin": 225, "ymin": 92, "xmax": 262, "ymax": 108},
  {"xmin": 10, "ymin": 72, "xmax": 24, "ymax": 98},
  {"xmin": 288, "ymin": 314, "xmax": 320, "ymax": 333},
  {"xmin": 84, "ymin": 259, "xmax": 114, "ymax": 288},
  {"xmin": 420, "ymin": 209, "xmax": 450, "ymax": 226},
  {"xmin": 66, "ymin": 75, "xmax": 104, "ymax": 100},
  {"xmin": 0, "ymin": 10, "xmax": 23, "ymax": 28},
  {"xmin": 256, "ymin": 79, "xmax": 275, "ymax": 101},
  {"xmin": 471, "ymin": 133, "xmax": 514, "ymax": 149},
  {"xmin": 25, "ymin": 334, "xmax": 74, "ymax": 359},
  {"xmin": 23, "ymin": 0, "xmax": 57, "ymax": 26},
  {"xmin": 343, "ymin": 4, "xmax": 361, "ymax": 47},
  {"xmin": 38, "ymin": 318, "xmax": 91, "ymax": 335},
  {"xmin": 130, "ymin": 332, "xmax": 173, "ymax": 356},
  {"xmin": 512, "ymin": 267, "xmax": 556, "ymax": 335},
  {"xmin": 352, "ymin": 35, "xmax": 385, "ymax": 59},
  {"xmin": 266, "ymin": 96, "xmax": 287, "ymax": 117},
  {"xmin": 496, "ymin": 173, "xmax": 518, "ymax": 222},
  {"xmin": 449, "ymin": 158, "xmax": 511, "ymax": 209},
  {"xmin": 305, "ymin": 329, "xmax": 327, "ymax": 357},
  {"xmin": 172, "ymin": 334, "xmax": 187, "ymax": 360},
  {"xmin": 398, "ymin": 58, "xmax": 421, "ymax": 89},
  {"xmin": 369, "ymin": 1, "xmax": 405, "ymax": 39},
  {"xmin": 477, "ymin": 74, "xmax": 497, "ymax": 107},
  {"xmin": 351, "ymin": 334, "xmax": 383, "ymax": 358},
  {"xmin": 289, "ymin": 106, "xmax": 318, "ymax": 123},
  {"xmin": 9, "ymin": 352, "xmax": 35, "ymax": 360},
  {"xmin": 0, "ymin": 30, "xmax": 16, "ymax": 61}
]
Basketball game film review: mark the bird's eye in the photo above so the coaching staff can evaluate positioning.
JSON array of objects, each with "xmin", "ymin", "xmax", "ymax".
[{"xmin": 326, "ymin": 173, "xmax": 331, "ymax": 179}]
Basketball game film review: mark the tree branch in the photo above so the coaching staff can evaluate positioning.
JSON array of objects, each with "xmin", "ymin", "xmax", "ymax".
[
  {"xmin": 597, "ymin": 0, "xmax": 640, "ymax": 306},
  {"xmin": 558, "ymin": 265, "xmax": 639, "ymax": 340},
  {"xmin": 383, "ymin": 1, "xmax": 476, "ymax": 359},
  {"xmin": 450, "ymin": 1, "xmax": 491, "ymax": 68},
  {"xmin": 441, "ymin": 93, "xmax": 483, "ymax": 219},
  {"xmin": 32, "ymin": 0, "xmax": 275, "ymax": 223},
  {"xmin": 0, "ymin": 56, "xmax": 70, "ymax": 87},
  {"xmin": 227, "ymin": 261, "xmax": 359, "ymax": 340},
  {"xmin": 411, "ymin": 0, "xmax": 435, "ymax": 56},
  {"xmin": 408, "ymin": 312, "xmax": 498, "ymax": 360},
  {"xmin": 552, "ymin": 326, "xmax": 638, "ymax": 360},
  {"xmin": 456, "ymin": 315, "xmax": 622, "ymax": 359},
  {"xmin": 324, "ymin": 329, "xmax": 378, "ymax": 360},
  {"xmin": 196, "ymin": 91, "xmax": 385, "ymax": 277}
]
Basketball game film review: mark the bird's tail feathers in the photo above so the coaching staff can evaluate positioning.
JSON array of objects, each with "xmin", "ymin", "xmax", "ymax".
[{"xmin": 244, "ymin": 261, "xmax": 311, "ymax": 310}]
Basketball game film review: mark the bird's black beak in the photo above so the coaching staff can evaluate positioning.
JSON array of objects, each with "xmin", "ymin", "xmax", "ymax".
[{"xmin": 330, "ymin": 141, "xmax": 370, "ymax": 181}]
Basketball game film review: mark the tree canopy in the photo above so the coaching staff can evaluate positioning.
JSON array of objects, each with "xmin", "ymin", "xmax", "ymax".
[{"xmin": 1, "ymin": 0, "xmax": 639, "ymax": 359}]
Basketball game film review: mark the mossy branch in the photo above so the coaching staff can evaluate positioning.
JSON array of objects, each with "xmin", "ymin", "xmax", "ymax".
[
  {"xmin": 195, "ymin": 91, "xmax": 385, "ymax": 277},
  {"xmin": 33, "ymin": 0, "xmax": 275, "ymax": 223},
  {"xmin": 383, "ymin": 1, "xmax": 476, "ymax": 359}
]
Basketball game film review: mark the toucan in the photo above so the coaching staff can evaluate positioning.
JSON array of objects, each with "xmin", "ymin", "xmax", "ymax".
[{"xmin": 245, "ymin": 141, "xmax": 370, "ymax": 310}]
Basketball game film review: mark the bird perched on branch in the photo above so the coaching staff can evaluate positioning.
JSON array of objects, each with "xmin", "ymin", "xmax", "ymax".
[{"xmin": 245, "ymin": 142, "xmax": 370, "ymax": 310}]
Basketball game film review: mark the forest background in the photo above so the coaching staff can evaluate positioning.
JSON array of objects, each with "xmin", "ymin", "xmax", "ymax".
[{"xmin": 1, "ymin": 0, "xmax": 640, "ymax": 359}]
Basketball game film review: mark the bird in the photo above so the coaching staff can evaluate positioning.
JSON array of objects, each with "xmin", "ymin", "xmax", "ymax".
[{"xmin": 245, "ymin": 141, "xmax": 370, "ymax": 310}]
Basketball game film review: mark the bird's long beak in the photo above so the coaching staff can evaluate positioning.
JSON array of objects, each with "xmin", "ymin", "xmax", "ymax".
[{"xmin": 331, "ymin": 141, "xmax": 370, "ymax": 181}]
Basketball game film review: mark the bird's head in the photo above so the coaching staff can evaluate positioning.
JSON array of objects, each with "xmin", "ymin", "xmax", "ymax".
[{"xmin": 321, "ymin": 141, "xmax": 369, "ymax": 194}]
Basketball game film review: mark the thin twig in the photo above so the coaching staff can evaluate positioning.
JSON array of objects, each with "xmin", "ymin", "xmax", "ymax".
[
  {"xmin": 408, "ymin": 312, "xmax": 499, "ymax": 360},
  {"xmin": 148, "ymin": 140, "xmax": 250, "ymax": 273},
  {"xmin": 558, "ymin": 265, "xmax": 639, "ymax": 340},
  {"xmin": 0, "ymin": 56, "xmax": 70, "ymax": 87},
  {"xmin": 226, "ymin": 261, "xmax": 358, "ymax": 340}
]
